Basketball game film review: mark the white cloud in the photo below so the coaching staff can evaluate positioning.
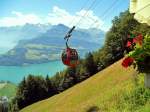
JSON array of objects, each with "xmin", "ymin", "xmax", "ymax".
[
  {"xmin": 47, "ymin": 6, "xmax": 104, "ymax": 30},
  {"xmin": 0, "ymin": 11, "xmax": 42, "ymax": 27},
  {"xmin": 75, "ymin": 9, "xmax": 104, "ymax": 29},
  {"xmin": 0, "ymin": 6, "xmax": 107, "ymax": 30},
  {"xmin": 47, "ymin": 6, "xmax": 73, "ymax": 26}
]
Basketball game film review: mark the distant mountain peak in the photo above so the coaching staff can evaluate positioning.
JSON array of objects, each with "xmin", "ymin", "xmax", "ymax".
[{"xmin": 52, "ymin": 24, "xmax": 69, "ymax": 29}]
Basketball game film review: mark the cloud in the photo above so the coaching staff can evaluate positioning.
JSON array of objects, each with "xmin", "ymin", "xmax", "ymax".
[
  {"xmin": 0, "ymin": 6, "xmax": 106, "ymax": 30},
  {"xmin": 47, "ymin": 6, "xmax": 104, "ymax": 29},
  {"xmin": 75, "ymin": 9, "xmax": 104, "ymax": 29},
  {"xmin": 0, "ymin": 11, "xmax": 42, "ymax": 27},
  {"xmin": 47, "ymin": 6, "xmax": 73, "ymax": 26}
]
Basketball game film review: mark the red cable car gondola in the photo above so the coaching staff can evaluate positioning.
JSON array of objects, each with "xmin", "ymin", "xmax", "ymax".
[
  {"xmin": 62, "ymin": 47, "xmax": 79, "ymax": 67},
  {"xmin": 61, "ymin": 26, "xmax": 79, "ymax": 67}
]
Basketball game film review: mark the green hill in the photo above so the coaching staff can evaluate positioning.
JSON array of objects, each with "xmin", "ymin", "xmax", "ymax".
[
  {"xmin": 21, "ymin": 60, "xmax": 150, "ymax": 112},
  {"xmin": 0, "ymin": 82, "xmax": 16, "ymax": 98}
]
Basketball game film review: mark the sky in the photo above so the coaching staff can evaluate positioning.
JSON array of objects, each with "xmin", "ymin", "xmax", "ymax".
[{"xmin": 0, "ymin": 0, "xmax": 130, "ymax": 31}]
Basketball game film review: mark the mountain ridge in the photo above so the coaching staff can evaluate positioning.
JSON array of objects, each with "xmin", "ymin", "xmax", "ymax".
[{"xmin": 0, "ymin": 24, "xmax": 105, "ymax": 66}]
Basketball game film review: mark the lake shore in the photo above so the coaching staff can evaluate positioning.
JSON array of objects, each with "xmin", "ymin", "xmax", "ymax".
[{"xmin": 0, "ymin": 61, "xmax": 66, "ymax": 84}]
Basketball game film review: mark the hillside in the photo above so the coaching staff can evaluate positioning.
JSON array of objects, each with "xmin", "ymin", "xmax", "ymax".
[
  {"xmin": 0, "ymin": 82, "xmax": 16, "ymax": 98},
  {"xmin": 21, "ymin": 59, "xmax": 145, "ymax": 112}
]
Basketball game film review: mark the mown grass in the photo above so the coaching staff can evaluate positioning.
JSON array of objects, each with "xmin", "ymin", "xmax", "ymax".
[
  {"xmin": 0, "ymin": 82, "xmax": 16, "ymax": 98},
  {"xmin": 21, "ymin": 60, "xmax": 150, "ymax": 112}
]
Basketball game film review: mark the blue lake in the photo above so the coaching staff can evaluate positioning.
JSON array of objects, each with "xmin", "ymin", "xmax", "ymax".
[{"xmin": 0, "ymin": 60, "xmax": 66, "ymax": 84}]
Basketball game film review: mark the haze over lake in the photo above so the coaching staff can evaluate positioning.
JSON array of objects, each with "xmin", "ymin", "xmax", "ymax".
[{"xmin": 0, "ymin": 60, "xmax": 66, "ymax": 84}]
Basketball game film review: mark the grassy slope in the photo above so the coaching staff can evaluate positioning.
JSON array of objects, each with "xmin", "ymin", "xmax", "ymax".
[
  {"xmin": 21, "ymin": 60, "xmax": 138, "ymax": 112},
  {"xmin": 0, "ymin": 82, "xmax": 16, "ymax": 98}
]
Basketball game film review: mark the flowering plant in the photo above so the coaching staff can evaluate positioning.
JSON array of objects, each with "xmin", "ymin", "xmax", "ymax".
[{"xmin": 122, "ymin": 33, "xmax": 150, "ymax": 73}]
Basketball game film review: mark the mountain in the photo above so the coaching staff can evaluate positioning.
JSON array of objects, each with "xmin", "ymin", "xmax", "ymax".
[
  {"xmin": 0, "ymin": 23, "xmax": 51, "ymax": 54},
  {"xmin": 80, "ymin": 28, "xmax": 106, "ymax": 43},
  {"xmin": 21, "ymin": 60, "xmax": 144, "ymax": 112},
  {"xmin": 0, "ymin": 24, "xmax": 105, "ymax": 66}
]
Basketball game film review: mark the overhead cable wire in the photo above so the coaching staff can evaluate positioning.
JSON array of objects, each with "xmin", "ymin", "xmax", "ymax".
[
  {"xmin": 97, "ymin": 2, "xmax": 150, "ymax": 30},
  {"xmin": 64, "ymin": 0, "xmax": 91, "ymax": 40},
  {"xmin": 75, "ymin": 0, "xmax": 100, "ymax": 27},
  {"xmin": 95, "ymin": 0, "xmax": 122, "ymax": 29},
  {"xmin": 88, "ymin": 0, "xmax": 119, "ymax": 29},
  {"xmin": 135, "ymin": 3, "xmax": 150, "ymax": 14},
  {"xmin": 83, "ymin": 0, "xmax": 104, "ymax": 22},
  {"xmin": 132, "ymin": 3, "xmax": 150, "ymax": 20},
  {"xmin": 69, "ymin": 0, "xmax": 91, "ymax": 26}
]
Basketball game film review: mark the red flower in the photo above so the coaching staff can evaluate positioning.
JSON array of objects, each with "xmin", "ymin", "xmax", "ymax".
[
  {"xmin": 122, "ymin": 57, "xmax": 134, "ymax": 68},
  {"xmin": 133, "ymin": 34, "xmax": 143, "ymax": 46},
  {"xmin": 126, "ymin": 41, "xmax": 132, "ymax": 47}
]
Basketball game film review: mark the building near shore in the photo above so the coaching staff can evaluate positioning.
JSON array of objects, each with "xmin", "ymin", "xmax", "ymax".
[{"xmin": 0, "ymin": 96, "xmax": 9, "ymax": 112}]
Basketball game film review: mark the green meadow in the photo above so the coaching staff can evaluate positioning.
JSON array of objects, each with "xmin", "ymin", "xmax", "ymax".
[{"xmin": 0, "ymin": 82, "xmax": 16, "ymax": 99}]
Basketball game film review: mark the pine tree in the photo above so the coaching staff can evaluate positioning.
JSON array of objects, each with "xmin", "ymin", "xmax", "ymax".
[
  {"xmin": 45, "ymin": 75, "xmax": 56, "ymax": 97},
  {"xmin": 84, "ymin": 52, "xmax": 97, "ymax": 75}
]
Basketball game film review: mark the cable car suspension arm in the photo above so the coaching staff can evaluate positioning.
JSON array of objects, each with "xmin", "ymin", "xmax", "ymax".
[{"xmin": 64, "ymin": 26, "xmax": 75, "ymax": 47}]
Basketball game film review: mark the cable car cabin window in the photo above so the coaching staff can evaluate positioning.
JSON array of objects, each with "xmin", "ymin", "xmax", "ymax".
[{"xmin": 70, "ymin": 49, "xmax": 78, "ymax": 60}]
